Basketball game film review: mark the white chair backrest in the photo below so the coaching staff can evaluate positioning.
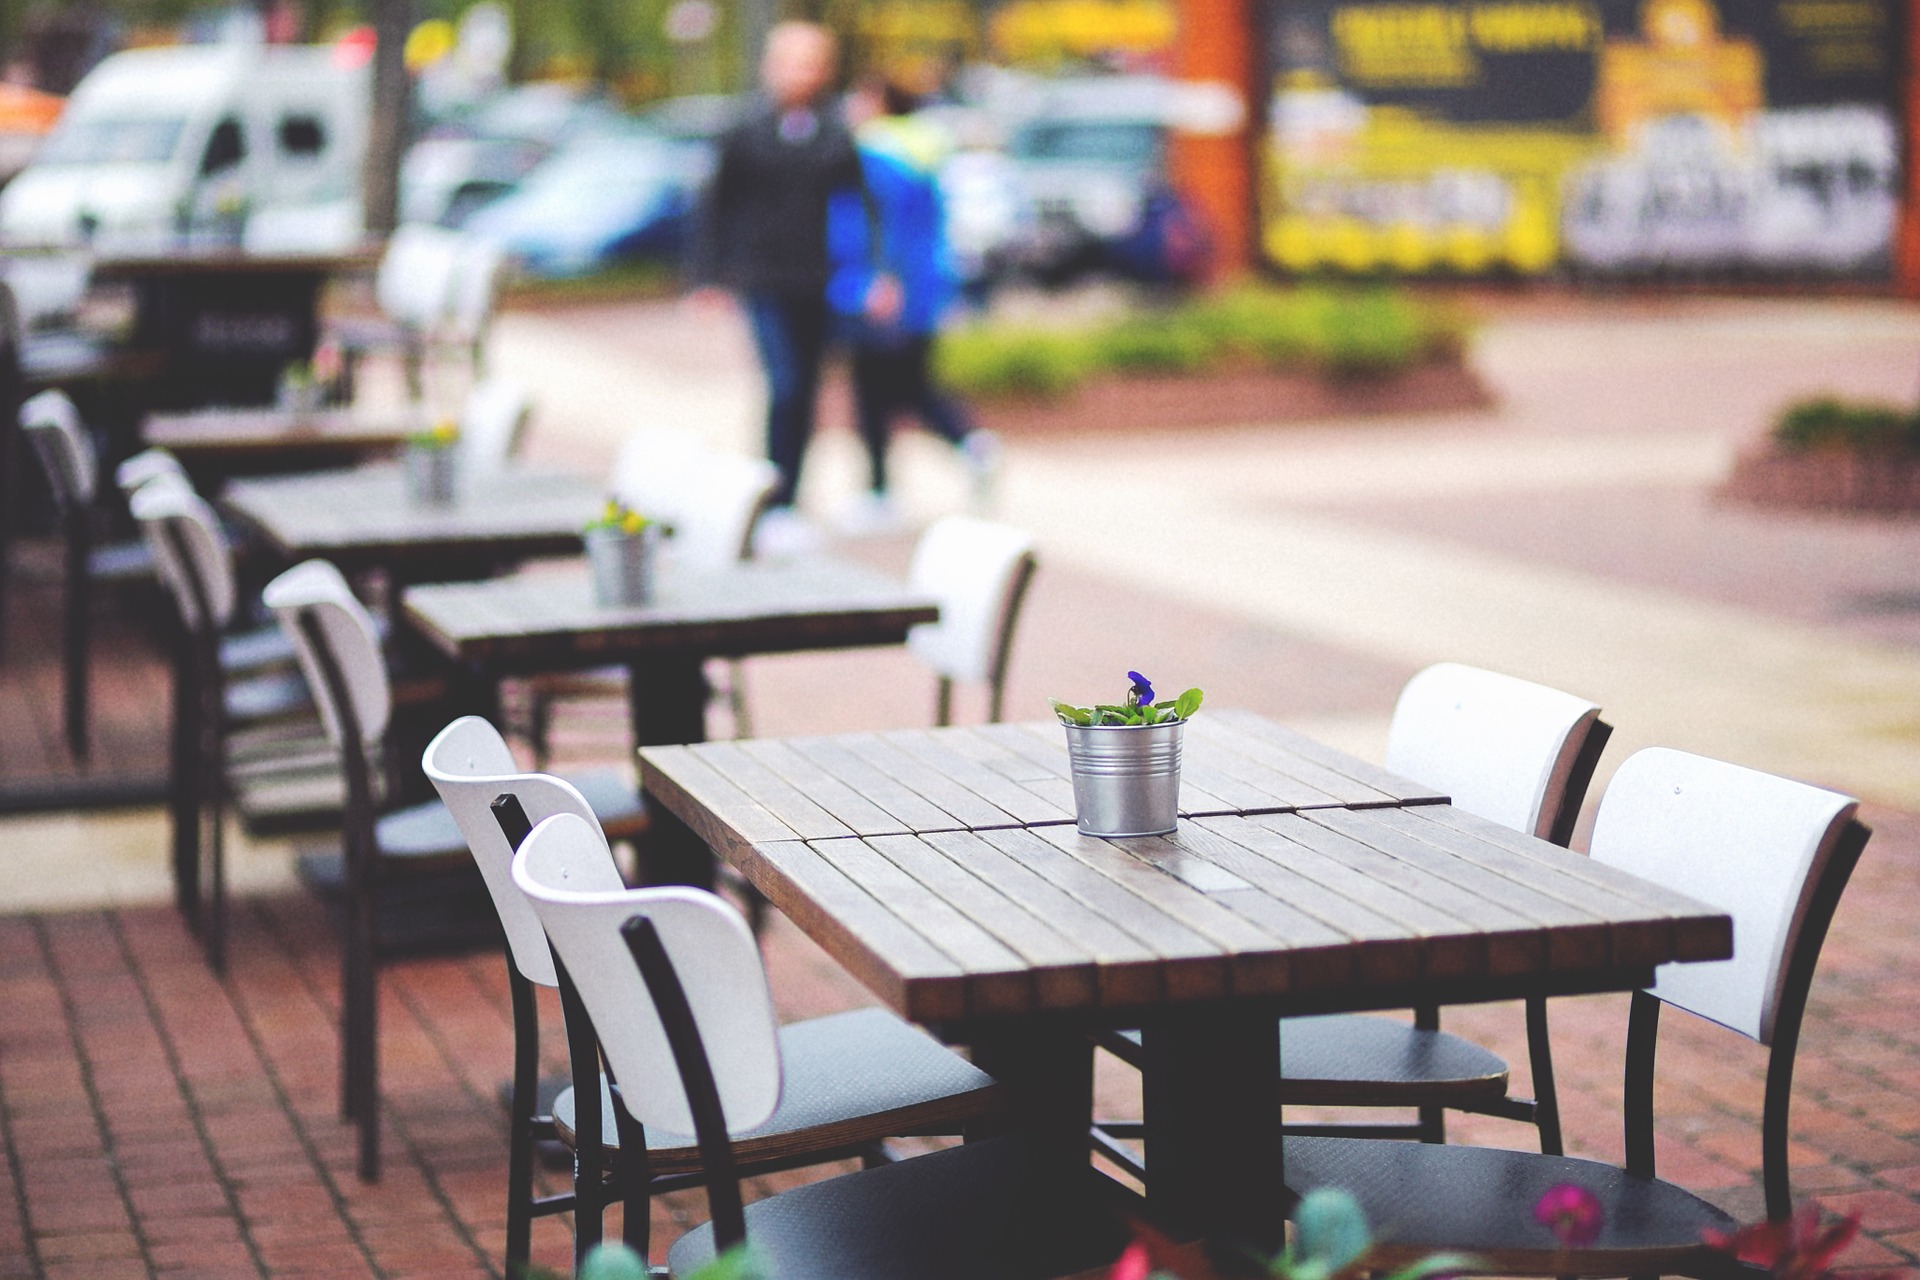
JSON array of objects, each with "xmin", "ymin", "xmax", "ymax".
[
  {"xmin": 446, "ymin": 237, "xmax": 506, "ymax": 344},
  {"xmin": 129, "ymin": 476, "xmax": 236, "ymax": 633},
  {"xmin": 263, "ymin": 560, "xmax": 391, "ymax": 748},
  {"xmin": 422, "ymin": 716, "xmax": 619, "ymax": 987},
  {"xmin": 1590, "ymin": 747, "xmax": 1857, "ymax": 1045},
  {"xmin": 375, "ymin": 224, "xmax": 465, "ymax": 330},
  {"xmin": 666, "ymin": 452, "xmax": 780, "ymax": 571},
  {"xmin": 1384, "ymin": 663, "xmax": 1602, "ymax": 841},
  {"xmin": 458, "ymin": 375, "xmax": 531, "ymax": 478},
  {"xmin": 115, "ymin": 448, "xmax": 186, "ymax": 496},
  {"xmin": 20, "ymin": 389, "xmax": 96, "ymax": 507},
  {"xmin": 612, "ymin": 430, "xmax": 703, "ymax": 515},
  {"xmin": 513, "ymin": 812, "xmax": 783, "ymax": 1136},
  {"xmin": 906, "ymin": 516, "xmax": 1035, "ymax": 685}
]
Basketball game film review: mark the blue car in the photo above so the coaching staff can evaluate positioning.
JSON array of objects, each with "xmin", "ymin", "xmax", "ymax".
[{"xmin": 463, "ymin": 130, "xmax": 712, "ymax": 278}]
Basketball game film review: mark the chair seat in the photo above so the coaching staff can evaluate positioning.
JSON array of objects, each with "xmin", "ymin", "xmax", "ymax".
[
  {"xmin": 1282, "ymin": 1135, "xmax": 1735, "ymax": 1275},
  {"xmin": 224, "ymin": 670, "xmax": 316, "ymax": 725},
  {"xmin": 219, "ymin": 623, "xmax": 300, "ymax": 674},
  {"xmin": 1106, "ymin": 1013, "xmax": 1511, "ymax": 1106},
  {"xmin": 553, "ymin": 1007, "xmax": 1002, "ymax": 1176},
  {"xmin": 668, "ymin": 1135, "xmax": 1127, "ymax": 1280},
  {"xmin": 87, "ymin": 538, "xmax": 157, "ymax": 585}
]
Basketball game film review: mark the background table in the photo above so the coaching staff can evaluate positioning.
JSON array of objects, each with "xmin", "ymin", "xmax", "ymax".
[
  {"xmin": 222, "ymin": 463, "xmax": 600, "ymax": 581},
  {"xmin": 404, "ymin": 557, "xmax": 940, "ymax": 882},
  {"xmin": 94, "ymin": 248, "xmax": 374, "ymax": 409},
  {"xmin": 144, "ymin": 406, "xmax": 416, "ymax": 480},
  {"xmin": 639, "ymin": 716, "xmax": 1732, "ymax": 1243}
]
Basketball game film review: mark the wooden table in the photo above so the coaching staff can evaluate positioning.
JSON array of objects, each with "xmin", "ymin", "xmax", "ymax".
[
  {"xmin": 222, "ymin": 463, "xmax": 600, "ymax": 580},
  {"xmin": 638, "ymin": 713, "xmax": 1733, "ymax": 1244},
  {"xmin": 403, "ymin": 557, "xmax": 940, "ymax": 882},
  {"xmin": 94, "ymin": 247, "xmax": 375, "ymax": 409},
  {"xmin": 144, "ymin": 406, "xmax": 416, "ymax": 479}
]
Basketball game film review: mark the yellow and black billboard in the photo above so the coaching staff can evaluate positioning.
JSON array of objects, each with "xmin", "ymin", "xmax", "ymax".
[{"xmin": 1258, "ymin": 0, "xmax": 1900, "ymax": 276}]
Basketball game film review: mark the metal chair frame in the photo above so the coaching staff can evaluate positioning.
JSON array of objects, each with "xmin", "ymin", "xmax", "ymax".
[
  {"xmin": 491, "ymin": 792, "xmax": 895, "ymax": 1269},
  {"xmin": 21, "ymin": 404, "xmax": 95, "ymax": 761}
]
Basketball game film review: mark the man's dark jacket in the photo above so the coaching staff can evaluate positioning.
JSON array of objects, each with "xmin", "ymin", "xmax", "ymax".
[{"xmin": 691, "ymin": 97, "xmax": 866, "ymax": 296}]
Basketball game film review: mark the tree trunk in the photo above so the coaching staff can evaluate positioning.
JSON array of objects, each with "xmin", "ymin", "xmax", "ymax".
[{"xmin": 362, "ymin": 0, "xmax": 413, "ymax": 235}]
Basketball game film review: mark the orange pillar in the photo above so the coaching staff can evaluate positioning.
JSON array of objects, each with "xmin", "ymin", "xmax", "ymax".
[
  {"xmin": 1167, "ymin": 0, "xmax": 1260, "ymax": 279},
  {"xmin": 1899, "ymin": 0, "xmax": 1920, "ymax": 296}
]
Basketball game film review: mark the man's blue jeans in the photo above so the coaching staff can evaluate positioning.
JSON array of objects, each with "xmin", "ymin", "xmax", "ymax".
[{"xmin": 743, "ymin": 291, "xmax": 830, "ymax": 508}]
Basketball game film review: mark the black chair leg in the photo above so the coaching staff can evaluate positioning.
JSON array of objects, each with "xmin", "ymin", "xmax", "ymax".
[
  {"xmin": 352, "ymin": 886, "xmax": 380, "ymax": 1181},
  {"xmin": 1527, "ymin": 995, "xmax": 1564, "ymax": 1156},
  {"xmin": 505, "ymin": 965, "xmax": 539, "ymax": 1273},
  {"xmin": 170, "ymin": 629, "xmax": 201, "ymax": 923},
  {"xmin": 611, "ymin": 1083, "xmax": 650, "ymax": 1263},
  {"xmin": 62, "ymin": 509, "xmax": 90, "ymax": 762},
  {"xmin": 1413, "ymin": 1002, "xmax": 1446, "ymax": 1144}
]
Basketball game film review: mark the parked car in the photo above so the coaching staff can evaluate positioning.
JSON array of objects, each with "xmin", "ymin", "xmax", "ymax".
[
  {"xmin": 461, "ymin": 128, "xmax": 710, "ymax": 277},
  {"xmin": 999, "ymin": 75, "xmax": 1209, "ymax": 284},
  {"xmin": 401, "ymin": 81, "xmax": 629, "ymax": 227},
  {"xmin": 0, "ymin": 43, "xmax": 366, "ymax": 248}
]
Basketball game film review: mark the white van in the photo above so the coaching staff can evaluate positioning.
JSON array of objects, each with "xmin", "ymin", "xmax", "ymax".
[{"xmin": 0, "ymin": 43, "xmax": 368, "ymax": 249}]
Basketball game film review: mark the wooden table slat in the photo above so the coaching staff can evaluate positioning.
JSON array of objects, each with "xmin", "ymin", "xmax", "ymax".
[
  {"xmin": 807, "ymin": 836, "xmax": 1035, "ymax": 1016},
  {"xmin": 1367, "ymin": 807, "xmax": 1676, "ymax": 969},
  {"xmin": 1029, "ymin": 825, "xmax": 1294, "ymax": 996},
  {"xmin": 919, "ymin": 829, "xmax": 1171, "ymax": 1008},
  {"xmin": 835, "ymin": 733, "xmax": 1029, "ymax": 831},
  {"xmin": 973, "ymin": 827, "xmax": 1233, "ymax": 1003},
  {"xmin": 886, "ymin": 729, "xmax": 1078, "ymax": 826},
  {"xmin": 731, "ymin": 739, "xmax": 916, "ymax": 838},
  {"xmin": 689, "ymin": 743, "xmax": 857, "ymax": 843},
  {"xmin": 742, "ymin": 840, "xmax": 969, "ymax": 1021},
  {"xmin": 863, "ymin": 833, "xmax": 1099, "ymax": 1010},
  {"xmin": 637, "ymin": 745, "xmax": 803, "ymax": 848},
  {"xmin": 782, "ymin": 735, "xmax": 973, "ymax": 833},
  {"xmin": 1305, "ymin": 808, "xmax": 1607, "ymax": 974}
]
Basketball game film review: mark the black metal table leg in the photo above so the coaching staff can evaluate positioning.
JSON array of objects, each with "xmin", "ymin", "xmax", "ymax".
[
  {"xmin": 629, "ymin": 654, "xmax": 713, "ymax": 890},
  {"xmin": 967, "ymin": 1020, "xmax": 1103, "ymax": 1262},
  {"xmin": 1141, "ymin": 1006, "xmax": 1287, "ymax": 1250}
]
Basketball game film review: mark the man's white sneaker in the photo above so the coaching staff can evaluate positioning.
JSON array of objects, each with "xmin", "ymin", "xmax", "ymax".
[
  {"xmin": 751, "ymin": 507, "xmax": 825, "ymax": 559},
  {"xmin": 837, "ymin": 491, "xmax": 907, "ymax": 537}
]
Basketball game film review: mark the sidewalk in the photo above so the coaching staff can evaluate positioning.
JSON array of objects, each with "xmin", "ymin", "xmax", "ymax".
[{"xmin": 1, "ymin": 290, "xmax": 1916, "ymax": 1277}]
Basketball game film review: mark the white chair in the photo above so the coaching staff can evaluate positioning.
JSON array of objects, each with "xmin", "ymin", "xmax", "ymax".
[
  {"xmin": 456, "ymin": 374, "xmax": 531, "ymax": 480},
  {"xmin": 1095, "ymin": 663, "xmax": 1611, "ymax": 1166},
  {"xmin": 905, "ymin": 515, "xmax": 1038, "ymax": 725},
  {"xmin": 425, "ymin": 716, "xmax": 1009, "ymax": 1273},
  {"xmin": 19, "ymin": 388, "xmax": 115, "ymax": 760},
  {"xmin": 264, "ymin": 560, "xmax": 646, "ymax": 1180},
  {"xmin": 512, "ymin": 810, "xmax": 1119, "ymax": 1277},
  {"xmin": 331, "ymin": 223, "xmax": 465, "ymax": 401},
  {"xmin": 527, "ymin": 447, "xmax": 780, "ymax": 761},
  {"xmin": 1284, "ymin": 748, "xmax": 1870, "ymax": 1275},
  {"xmin": 442, "ymin": 236, "xmax": 506, "ymax": 377}
]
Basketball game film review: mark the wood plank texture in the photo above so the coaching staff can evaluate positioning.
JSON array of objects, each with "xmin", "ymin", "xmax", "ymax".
[
  {"xmin": 145, "ymin": 407, "xmax": 418, "ymax": 456},
  {"xmin": 639, "ymin": 716, "xmax": 1733, "ymax": 1023},
  {"xmin": 223, "ymin": 464, "xmax": 600, "ymax": 568},
  {"xmin": 406, "ymin": 559, "xmax": 939, "ymax": 672}
]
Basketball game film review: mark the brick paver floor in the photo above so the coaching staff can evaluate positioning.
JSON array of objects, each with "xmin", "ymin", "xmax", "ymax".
[
  {"xmin": 0, "ymin": 794, "xmax": 1914, "ymax": 1279},
  {"xmin": 5, "ymin": 291, "xmax": 1919, "ymax": 1278}
]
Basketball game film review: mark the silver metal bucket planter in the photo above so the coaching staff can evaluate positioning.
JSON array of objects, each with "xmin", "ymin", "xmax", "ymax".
[
  {"xmin": 404, "ymin": 445, "xmax": 458, "ymax": 506},
  {"xmin": 1063, "ymin": 718, "xmax": 1184, "ymax": 837},
  {"xmin": 586, "ymin": 525, "xmax": 659, "ymax": 608}
]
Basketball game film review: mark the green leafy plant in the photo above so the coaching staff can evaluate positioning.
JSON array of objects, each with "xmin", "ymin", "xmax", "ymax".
[
  {"xmin": 934, "ymin": 325, "xmax": 1096, "ymax": 399},
  {"xmin": 1052, "ymin": 671, "xmax": 1203, "ymax": 727},
  {"xmin": 1772, "ymin": 396, "xmax": 1920, "ymax": 454}
]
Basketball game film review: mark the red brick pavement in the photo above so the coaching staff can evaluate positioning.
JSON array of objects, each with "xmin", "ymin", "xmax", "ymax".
[{"xmin": 1, "ymin": 791, "xmax": 1915, "ymax": 1280}]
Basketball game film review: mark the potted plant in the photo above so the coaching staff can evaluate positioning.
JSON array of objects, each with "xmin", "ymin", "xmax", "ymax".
[
  {"xmin": 277, "ymin": 360, "xmax": 321, "ymax": 414},
  {"xmin": 584, "ymin": 500, "xmax": 663, "ymax": 608},
  {"xmin": 1051, "ymin": 671, "xmax": 1204, "ymax": 837},
  {"xmin": 403, "ymin": 419, "xmax": 460, "ymax": 506}
]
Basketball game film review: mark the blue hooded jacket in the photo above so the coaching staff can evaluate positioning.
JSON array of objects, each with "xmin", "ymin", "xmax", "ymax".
[{"xmin": 826, "ymin": 114, "xmax": 960, "ymax": 339}]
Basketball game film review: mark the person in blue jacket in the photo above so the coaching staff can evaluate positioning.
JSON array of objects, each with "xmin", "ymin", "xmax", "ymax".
[{"xmin": 827, "ymin": 78, "xmax": 998, "ymax": 533}]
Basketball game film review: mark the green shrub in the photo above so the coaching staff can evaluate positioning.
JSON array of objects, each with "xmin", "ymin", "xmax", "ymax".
[
  {"xmin": 1093, "ymin": 314, "xmax": 1219, "ymax": 374},
  {"xmin": 1773, "ymin": 397, "xmax": 1920, "ymax": 453},
  {"xmin": 935, "ymin": 285, "xmax": 1468, "ymax": 400},
  {"xmin": 935, "ymin": 326, "xmax": 1095, "ymax": 399}
]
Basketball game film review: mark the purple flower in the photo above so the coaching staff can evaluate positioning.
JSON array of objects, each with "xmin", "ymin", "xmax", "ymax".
[
  {"xmin": 1535, "ymin": 1183, "xmax": 1603, "ymax": 1247},
  {"xmin": 1127, "ymin": 671, "xmax": 1154, "ymax": 706}
]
